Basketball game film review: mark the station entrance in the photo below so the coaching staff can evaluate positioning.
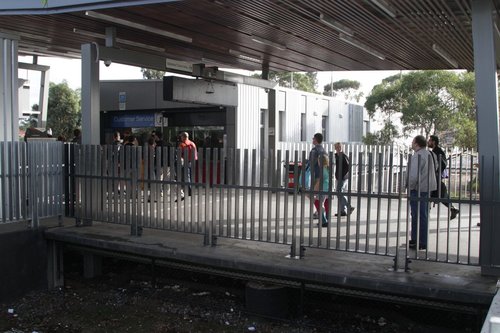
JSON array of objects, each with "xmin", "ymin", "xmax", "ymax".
[{"xmin": 101, "ymin": 106, "xmax": 226, "ymax": 148}]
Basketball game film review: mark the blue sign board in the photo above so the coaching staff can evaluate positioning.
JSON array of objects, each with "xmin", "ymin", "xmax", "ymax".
[{"xmin": 111, "ymin": 113, "xmax": 155, "ymax": 128}]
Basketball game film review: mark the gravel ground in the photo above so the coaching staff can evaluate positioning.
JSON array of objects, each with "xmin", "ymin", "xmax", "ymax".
[{"xmin": 0, "ymin": 254, "xmax": 482, "ymax": 333}]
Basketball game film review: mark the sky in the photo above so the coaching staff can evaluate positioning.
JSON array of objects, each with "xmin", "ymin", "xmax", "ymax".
[
  {"xmin": 18, "ymin": 56, "xmax": 472, "ymax": 147},
  {"xmin": 18, "ymin": 56, "xmax": 402, "ymax": 134},
  {"xmin": 19, "ymin": 55, "xmax": 401, "ymax": 102}
]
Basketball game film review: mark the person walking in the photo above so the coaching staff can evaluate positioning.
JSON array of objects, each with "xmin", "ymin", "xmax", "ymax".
[
  {"xmin": 313, "ymin": 154, "xmax": 330, "ymax": 227},
  {"xmin": 408, "ymin": 135, "xmax": 437, "ymax": 250},
  {"xmin": 112, "ymin": 131, "xmax": 122, "ymax": 145},
  {"xmin": 427, "ymin": 135, "xmax": 459, "ymax": 220},
  {"xmin": 71, "ymin": 128, "xmax": 82, "ymax": 144},
  {"xmin": 177, "ymin": 132, "xmax": 197, "ymax": 200},
  {"xmin": 308, "ymin": 133, "xmax": 329, "ymax": 221},
  {"xmin": 334, "ymin": 142, "xmax": 354, "ymax": 217}
]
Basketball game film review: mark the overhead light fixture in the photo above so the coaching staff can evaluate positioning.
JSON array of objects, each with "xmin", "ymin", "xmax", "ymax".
[
  {"xmin": 73, "ymin": 28, "xmax": 164, "ymax": 52},
  {"xmin": 319, "ymin": 13, "xmax": 354, "ymax": 37},
  {"xmin": 85, "ymin": 11, "xmax": 192, "ymax": 43},
  {"xmin": 201, "ymin": 57, "xmax": 221, "ymax": 66},
  {"xmin": 369, "ymin": 0, "xmax": 397, "ymax": 18},
  {"xmin": 339, "ymin": 33, "xmax": 385, "ymax": 60},
  {"xmin": 251, "ymin": 35, "xmax": 286, "ymax": 50},
  {"xmin": 16, "ymin": 32, "xmax": 52, "ymax": 43},
  {"xmin": 117, "ymin": 38, "xmax": 164, "ymax": 52},
  {"xmin": 229, "ymin": 49, "xmax": 262, "ymax": 64},
  {"xmin": 432, "ymin": 43, "xmax": 458, "ymax": 68}
]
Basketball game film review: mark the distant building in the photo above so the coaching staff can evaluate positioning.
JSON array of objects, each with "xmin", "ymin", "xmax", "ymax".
[{"xmin": 100, "ymin": 77, "xmax": 371, "ymax": 149}]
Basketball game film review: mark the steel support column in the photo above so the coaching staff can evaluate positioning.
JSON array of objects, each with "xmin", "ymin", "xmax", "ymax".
[
  {"xmin": 81, "ymin": 43, "xmax": 100, "ymax": 145},
  {"xmin": 0, "ymin": 33, "xmax": 19, "ymax": 143},
  {"xmin": 471, "ymin": 0, "xmax": 500, "ymax": 276},
  {"xmin": 38, "ymin": 67, "xmax": 50, "ymax": 127}
]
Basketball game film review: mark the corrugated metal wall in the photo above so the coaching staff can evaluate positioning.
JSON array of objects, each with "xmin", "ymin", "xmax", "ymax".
[
  {"xmin": 272, "ymin": 87, "xmax": 364, "ymax": 145},
  {"xmin": 284, "ymin": 90, "xmax": 302, "ymax": 141},
  {"xmin": 236, "ymin": 84, "xmax": 262, "ymax": 149},
  {"xmin": 329, "ymin": 100, "xmax": 350, "ymax": 142},
  {"xmin": 0, "ymin": 35, "xmax": 18, "ymax": 143},
  {"xmin": 349, "ymin": 104, "xmax": 364, "ymax": 142}
]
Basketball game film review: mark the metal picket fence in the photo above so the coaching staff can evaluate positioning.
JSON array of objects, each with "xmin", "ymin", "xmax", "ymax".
[
  {"xmin": 0, "ymin": 141, "xmax": 64, "ymax": 227},
  {"xmin": 70, "ymin": 144, "xmax": 482, "ymax": 268}
]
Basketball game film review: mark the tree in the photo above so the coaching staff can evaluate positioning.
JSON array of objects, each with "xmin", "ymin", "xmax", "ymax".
[
  {"xmin": 46, "ymin": 81, "xmax": 81, "ymax": 140},
  {"xmin": 365, "ymin": 70, "xmax": 476, "ymax": 148},
  {"xmin": 141, "ymin": 68, "xmax": 166, "ymax": 79},
  {"xmin": 362, "ymin": 122, "xmax": 399, "ymax": 145},
  {"xmin": 323, "ymin": 79, "xmax": 363, "ymax": 102},
  {"xmin": 448, "ymin": 72, "xmax": 476, "ymax": 148},
  {"xmin": 364, "ymin": 74, "xmax": 402, "ymax": 144},
  {"xmin": 398, "ymin": 71, "xmax": 458, "ymax": 137},
  {"xmin": 254, "ymin": 71, "xmax": 318, "ymax": 93}
]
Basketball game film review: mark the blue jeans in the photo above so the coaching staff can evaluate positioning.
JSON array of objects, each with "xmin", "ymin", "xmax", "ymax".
[
  {"xmin": 336, "ymin": 178, "xmax": 350, "ymax": 213},
  {"xmin": 410, "ymin": 190, "xmax": 429, "ymax": 247}
]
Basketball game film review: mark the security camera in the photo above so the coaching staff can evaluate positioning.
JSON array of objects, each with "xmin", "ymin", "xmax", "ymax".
[{"xmin": 104, "ymin": 59, "xmax": 112, "ymax": 67}]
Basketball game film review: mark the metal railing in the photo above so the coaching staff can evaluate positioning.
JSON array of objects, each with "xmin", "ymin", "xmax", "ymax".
[
  {"xmin": 70, "ymin": 144, "xmax": 482, "ymax": 268},
  {"xmin": 278, "ymin": 142, "xmax": 479, "ymax": 199},
  {"xmin": 0, "ymin": 141, "xmax": 64, "ymax": 227}
]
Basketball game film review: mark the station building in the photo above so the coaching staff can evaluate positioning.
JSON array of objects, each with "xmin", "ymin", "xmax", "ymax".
[{"xmin": 100, "ymin": 77, "xmax": 368, "ymax": 149}]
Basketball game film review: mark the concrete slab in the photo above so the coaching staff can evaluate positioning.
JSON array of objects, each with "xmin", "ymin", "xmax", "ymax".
[{"xmin": 44, "ymin": 220, "xmax": 497, "ymax": 308}]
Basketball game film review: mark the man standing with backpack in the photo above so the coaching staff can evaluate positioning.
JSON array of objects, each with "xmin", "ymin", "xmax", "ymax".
[{"xmin": 428, "ymin": 135, "xmax": 459, "ymax": 220}]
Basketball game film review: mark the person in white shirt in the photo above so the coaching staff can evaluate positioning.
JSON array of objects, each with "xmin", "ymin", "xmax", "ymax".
[{"xmin": 408, "ymin": 135, "xmax": 437, "ymax": 250}]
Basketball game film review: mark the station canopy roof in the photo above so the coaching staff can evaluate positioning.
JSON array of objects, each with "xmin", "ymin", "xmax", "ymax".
[{"xmin": 0, "ymin": 0, "xmax": 498, "ymax": 73}]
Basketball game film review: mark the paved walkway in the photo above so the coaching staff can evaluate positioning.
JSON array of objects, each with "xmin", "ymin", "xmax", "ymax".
[{"xmin": 91, "ymin": 190, "xmax": 482, "ymax": 265}]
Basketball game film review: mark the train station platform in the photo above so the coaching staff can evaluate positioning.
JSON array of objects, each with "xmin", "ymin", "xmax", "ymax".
[{"xmin": 44, "ymin": 220, "xmax": 498, "ymax": 313}]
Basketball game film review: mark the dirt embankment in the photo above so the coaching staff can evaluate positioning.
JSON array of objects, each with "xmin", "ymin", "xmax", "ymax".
[{"xmin": 0, "ymin": 256, "xmax": 481, "ymax": 333}]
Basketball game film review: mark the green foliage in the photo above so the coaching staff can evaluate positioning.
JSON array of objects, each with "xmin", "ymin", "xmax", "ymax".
[
  {"xmin": 448, "ymin": 72, "xmax": 476, "ymax": 148},
  {"xmin": 141, "ymin": 68, "xmax": 166, "ymax": 79},
  {"xmin": 323, "ymin": 79, "xmax": 363, "ymax": 102},
  {"xmin": 364, "ymin": 76, "xmax": 402, "ymax": 119},
  {"xmin": 262, "ymin": 71, "xmax": 318, "ymax": 93},
  {"xmin": 362, "ymin": 122, "xmax": 399, "ymax": 145},
  {"xmin": 398, "ymin": 70, "xmax": 458, "ymax": 137},
  {"xmin": 46, "ymin": 81, "xmax": 81, "ymax": 140},
  {"xmin": 365, "ymin": 70, "xmax": 477, "ymax": 148}
]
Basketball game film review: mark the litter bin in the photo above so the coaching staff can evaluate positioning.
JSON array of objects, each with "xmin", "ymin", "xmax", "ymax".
[{"xmin": 285, "ymin": 162, "xmax": 302, "ymax": 188}]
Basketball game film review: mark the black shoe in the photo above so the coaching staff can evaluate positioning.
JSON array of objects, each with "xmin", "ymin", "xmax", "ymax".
[
  {"xmin": 409, "ymin": 241, "xmax": 416, "ymax": 249},
  {"xmin": 450, "ymin": 208, "xmax": 459, "ymax": 220},
  {"xmin": 349, "ymin": 207, "xmax": 355, "ymax": 215},
  {"xmin": 316, "ymin": 222, "xmax": 328, "ymax": 227},
  {"xmin": 174, "ymin": 197, "xmax": 185, "ymax": 203},
  {"xmin": 409, "ymin": 240, "xmax": 417, "ymax": 246},
  {"xmin": 335, "ymin": 212, "xmax": 347, "ymax": 217}
]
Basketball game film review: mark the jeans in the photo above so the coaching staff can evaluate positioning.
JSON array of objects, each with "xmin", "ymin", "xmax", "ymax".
[
  {"xmin": 336, "ymin": 178, "xmax": 350, "ymax": 213},
  {"xmin": 177, "ymin": 161, "xmax": 192, "ymax": 197},
  {"xmin": 410, "ymin": 190, "xmax": 429, "ymax": 247},
  {"xmin": 184, "ymin": 163, "xmax": 193, "ymax": 196}
]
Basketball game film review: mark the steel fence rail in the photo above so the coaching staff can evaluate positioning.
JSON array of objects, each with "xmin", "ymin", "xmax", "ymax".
[
  {"xmin": 0, "ymin": 141, "xmax": 64, "ymax": 227},
  {"xmin": 70, "ymin": 144, "xmax": 482, "ymax": 268}
]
